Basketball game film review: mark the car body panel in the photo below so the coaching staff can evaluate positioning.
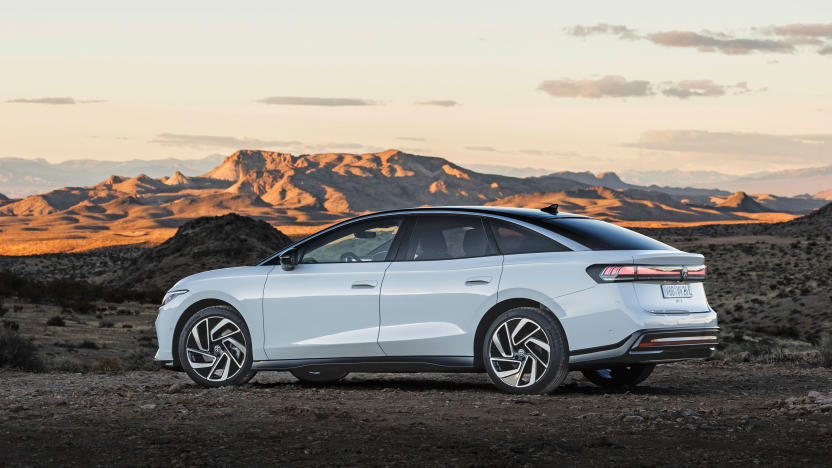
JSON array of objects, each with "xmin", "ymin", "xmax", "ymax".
[
  {"xmin": 154, "ymin": 266, "xmax": 273, "ymax": 362},
  {"xmin": 378, "ymin": 255, "xmax": 502, "ymax": 356},
  {"xmin": 262, "ymin": 262, "xmax": 388, "ymax": 359}
]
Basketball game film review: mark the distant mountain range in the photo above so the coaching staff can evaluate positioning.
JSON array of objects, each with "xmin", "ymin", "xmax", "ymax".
[
  {"xmin": 0, "ymin": 154, "xmax": 225, "ymax": 198},
  {"xmin": 3, "ymin": 155, "xmax": 831, "ymax": 199},
  {"xmin": 0, "ymin": 149, "xmax": 828, "ymax": 255},
  {"xmin": 470, "ymin": 164, "xmax": 832, "ymax": 198}
]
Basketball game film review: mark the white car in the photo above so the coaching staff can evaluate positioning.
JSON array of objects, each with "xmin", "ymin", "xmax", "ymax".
[{"xmin": 154, "ymin": 206, "xmax": 718, "ymax": 394}]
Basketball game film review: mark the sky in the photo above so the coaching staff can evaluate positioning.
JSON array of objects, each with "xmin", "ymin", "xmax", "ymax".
[{"xmin": 0, "ymin": 0, "xmax": 830, "ymax": 175}]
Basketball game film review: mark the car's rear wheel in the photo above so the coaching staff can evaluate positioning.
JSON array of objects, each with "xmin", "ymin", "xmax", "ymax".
[
  {"xmin": 178, "ymin": 306, "xmax": 253, "ymax": 387},
  {"xmin": 581, "ymin": 364, "xmax": 655, "ymax": 388},
  {"xmin": 290, "ymin": 368, "xmax": 349, "ymax": 384},
  {"xmin": 483, "ymin": 307, "xmax": 569, "ymax": 394}
]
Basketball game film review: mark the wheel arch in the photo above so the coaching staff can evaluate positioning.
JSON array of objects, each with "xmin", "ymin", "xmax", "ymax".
[
  {"xmin": 171, "ymin": 298, "xmax": 239, "ymax": 369},
  {"xmin": 473, "ymin": 298, "xmax": 561, "ymax": 371}
]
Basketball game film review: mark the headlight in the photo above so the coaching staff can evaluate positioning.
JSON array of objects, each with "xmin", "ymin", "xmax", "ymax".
[{"xmin": 162, "ymin": 289, "xmax": 189, "ymax": 306}]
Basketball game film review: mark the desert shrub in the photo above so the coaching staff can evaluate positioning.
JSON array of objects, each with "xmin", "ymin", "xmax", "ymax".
[
  {"xmin": 821, "ymin": 336, "xmax": 832, "ymax": 368},
  {"xmin": 77, "ymin": 340, "xmax": 99, "ymax": 350},
  {"xmin": 0, "ymin": 270, "xmax": 160, "ymax": 307},
  {"xmin": 122, "ymin": 350, "xmax": 160, "ymax": 371},
  {"xmin": 46, "ymin": 315, "xmax": 66, "ymax": 327},
  {"xmin": 99, "ymin": 320, "xmax": 114, "ymax": 328},
  {"xmin": 122, "ymin": 324, "xmax": 133, "ymax": 328},
  {"xmin": 0, "ymin": 302, "xmax": 6, "ymax": 317},
  {"xmin": 0, "ymin": 329, "xmax": 44, "ymax": 371},
  {"xmin": 3, "ymin": 320, "xmax": 20, "ymax": 331},
  {"xmin": 48, "ymin": 358, "xmax": 84, "ymax": 373},
  {"xmin": 90, "ymin": 356, "xmax": 122, "ymax": 373}
]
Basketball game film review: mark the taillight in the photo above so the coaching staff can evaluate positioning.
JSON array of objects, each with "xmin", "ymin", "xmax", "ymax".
[{"xmin": 587, "ymin": 264, "xmax": 706, "ymax": 282}]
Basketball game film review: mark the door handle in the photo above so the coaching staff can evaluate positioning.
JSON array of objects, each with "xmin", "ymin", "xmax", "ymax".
[
  {"xmin": 351, "ymin": 280, "xmax": 378, "ymax": 288},
  {"xmin": 465, "ymin": 276, "xmax": 492, "ymax": 286}
]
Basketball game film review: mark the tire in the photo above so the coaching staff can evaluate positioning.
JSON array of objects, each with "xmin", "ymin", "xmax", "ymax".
[
  {"xmin": 482, "ymin": 307, "xmax": 569, "ymax": 394},
  {"xmin": 238, "ymin": 371, "xmax": 258, "ymax": 384},
  {"xmin": 177, "ymin": 306, "xmax": 254, "ymax": 387},
  {"xmin": 581, "ymin": 364, "xmax": 655, "ymax": 388},
  {"xmin": 290, "ymin": 368, "xmax": 348, "ymax": 384}
]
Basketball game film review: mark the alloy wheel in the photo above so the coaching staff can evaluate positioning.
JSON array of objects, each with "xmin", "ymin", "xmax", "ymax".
[
  {"xmin": 185, "ymin": 316, "xmax": 247, "ymax": 382},
  {"xmin": 488, "ymin": 317, "xmax": 551, "ymax": 388}
]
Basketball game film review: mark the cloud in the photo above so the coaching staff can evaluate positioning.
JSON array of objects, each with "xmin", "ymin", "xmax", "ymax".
[
  {"xmin": 257, "ymin": 96, "xmax": 379, "ymax": 106},
  {"xmin": 625, "ymin": 130, "xmax": 832, "ymax": 164},
  {"xmin": 647, "ymin": 31, "xmax": 793, "ymax": 55},
  {"xmin": 820, "ymin": 46, "xmax": 832, "ymax": 55},
  {"xmin": 150, "ymin": 133, "xmax": 302, "ymax": 149},
  {"xmin": 6, "ymin": 97, "xmax": 106, "ymax": 105},
  {"xmin": 396, "ymin": 136, "xmax": 426, "ymax": 141},
  {"xmin": 538, "ymin": 75, "xmax": 651, "ymax": 98},
  {"xmin": 539, "ymin": 77, "xmax": 757, "ymax": 99},
  {"xmin": 301, "ymin": 142, "xmax": 385, "ymax": 153},
  {"xmin": 770, "ymin": 23, "xmax": 832, "ymax": 38},
  {"xmin": 465, "ymin": 146, "xmax": 498, "ymax": 152},
  {"xmin": 660, "ymin": 80, "xmax": 749, "ymax": 99},
  {"xmin": 567, "ymin": 23, "xmax": 832, "ymax": 55},
  {"xmin": 564, "ymin": 23, "xmax": 639, "ymax": 40},
  {"xmin": 415, "ymin": 100, "xmax": 459, "ymax": 107}
]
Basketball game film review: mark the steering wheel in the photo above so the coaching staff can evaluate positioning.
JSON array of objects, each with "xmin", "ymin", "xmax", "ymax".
[{"xmin": 340, "ymin": 252, "xmax": 361, "ymax": 263}]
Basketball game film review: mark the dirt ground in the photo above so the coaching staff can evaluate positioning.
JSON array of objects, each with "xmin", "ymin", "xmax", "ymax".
[{"xmin": 2, "ymin": 362, "xmax": 831, "ymax": 467}]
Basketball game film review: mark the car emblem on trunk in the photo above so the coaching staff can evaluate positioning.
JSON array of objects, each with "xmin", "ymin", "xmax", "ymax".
[{"xmin": 681, "ymin": 266, "xmax": 688, "ymax": 281}]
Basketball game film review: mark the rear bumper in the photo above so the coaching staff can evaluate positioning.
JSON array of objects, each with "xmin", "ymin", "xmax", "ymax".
[{"xmin": 568, "ymin": 327, "xmax": 718, "ymax": 370}]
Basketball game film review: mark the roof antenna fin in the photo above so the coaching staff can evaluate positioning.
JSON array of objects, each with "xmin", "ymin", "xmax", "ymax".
[{"xmin": 541, "ymin": 203, "xmax": 559, "ymax": 215}]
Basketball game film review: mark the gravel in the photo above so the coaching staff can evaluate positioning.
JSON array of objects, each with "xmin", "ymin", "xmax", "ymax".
[{"xmin": 1, "ymin": 361, "xmax": 831, "ymax": 466}]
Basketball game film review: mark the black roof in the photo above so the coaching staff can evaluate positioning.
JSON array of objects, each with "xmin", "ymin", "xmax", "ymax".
[{"xmin": 364, "ymin": 206, "xmax": 587, "ymax": 223}]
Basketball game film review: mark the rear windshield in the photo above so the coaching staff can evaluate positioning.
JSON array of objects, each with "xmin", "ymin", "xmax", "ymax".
[{"xmin": 539, "ymin": 218, "xmax": 674, "ymax": 251}]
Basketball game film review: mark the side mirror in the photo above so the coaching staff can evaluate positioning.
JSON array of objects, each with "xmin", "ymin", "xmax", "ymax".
[{"xmin": 279, "ymin": 250, "xmax": 297, "ymax": 271}]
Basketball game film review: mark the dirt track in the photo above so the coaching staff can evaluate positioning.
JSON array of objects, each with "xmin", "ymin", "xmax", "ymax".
[{"xmin": 2, "ymin": 362, "xmax": 831, "ymax": 467}]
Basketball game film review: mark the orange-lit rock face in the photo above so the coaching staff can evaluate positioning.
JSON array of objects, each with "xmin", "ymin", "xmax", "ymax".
[{"xmin": 0, "ymin": 149, "xmax": 819, "ymax": 255}]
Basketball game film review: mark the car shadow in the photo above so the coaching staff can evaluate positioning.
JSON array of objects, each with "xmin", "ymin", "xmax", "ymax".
[{"xmin": 249, "ymin": 374, "xmax": 710, "ymax": 397}]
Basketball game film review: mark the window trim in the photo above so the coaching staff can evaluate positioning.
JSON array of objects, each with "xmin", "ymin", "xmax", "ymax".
[
  {"xmin": 486, "ymin": 218, "xmax": 572, "ymax": 255},
  {"xmin": 297, "ymin": 215, "xmax": 406, "ymax": 265},
  {"xmin": 394, "ymin": 214, "xmax": 499, "ymax": 262}
]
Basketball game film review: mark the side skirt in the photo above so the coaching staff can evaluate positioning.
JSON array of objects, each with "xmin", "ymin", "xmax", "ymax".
[{"xmin": 252, "ymin": 356, "xmax": 477, "ymax": 373}]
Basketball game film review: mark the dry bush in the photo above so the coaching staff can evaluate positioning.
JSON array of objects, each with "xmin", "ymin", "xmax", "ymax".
[
  {"xmin": 0, "ymin": 329, "xmax": 44, "ymax": 372},
  {"xmin": 90, "ymin": 357, "xmax": 122, "ymax": 373},
  {"xmin": 46, "ymin": 315, "xmax": 66, "ymax": 327},
  {"xmin": 821, "ymin": 335, "xmax": 832, "ymax": 368}
]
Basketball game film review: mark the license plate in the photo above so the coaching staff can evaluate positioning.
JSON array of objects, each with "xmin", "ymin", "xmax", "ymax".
[{"xmin": 661, "ymin": 283, "xmax": 692, "ymax": 298}]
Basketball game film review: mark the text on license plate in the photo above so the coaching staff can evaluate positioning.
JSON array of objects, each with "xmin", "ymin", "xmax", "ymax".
[{"xmin": 661, "ymin": 283, "xmax": 693, "ymax": 298}]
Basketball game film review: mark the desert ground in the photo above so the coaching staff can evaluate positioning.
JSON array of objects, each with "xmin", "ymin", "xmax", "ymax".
[{"xmin": 1, "ymin": 363, "xmax": 831, "ymax": 467}]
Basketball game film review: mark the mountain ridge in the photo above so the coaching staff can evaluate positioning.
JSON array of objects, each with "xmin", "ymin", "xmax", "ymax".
[{"xmin": 0, "ymin": 148, "xmax": 826, "ymax": 255}]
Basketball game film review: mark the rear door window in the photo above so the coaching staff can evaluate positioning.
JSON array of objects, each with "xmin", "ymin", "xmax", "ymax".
[
  {"xmin": 402, "ymin": 216, "xmax": 496, "ymax": 261},
  {"xmin": 489, "ymin": 219, "xmax": 570, "ymax": 254}
]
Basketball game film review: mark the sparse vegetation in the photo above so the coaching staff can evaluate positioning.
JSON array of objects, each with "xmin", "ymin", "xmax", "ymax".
[
  {"xmin": 46, "ymin": 315, "xmax": 66, "ymax": 327},
  {"xmin": 98, "ymin": 320, "xmax": 114, "ymax": 328},
  {"xmin": 77, "ymin": 340, "xmax": 100, "ymax": 350},
  {"xmin": 0, "ymin": 329, "xmax": 43, "ymax": 371},
  {"xmin": 821, "ymin": 335, "xmax": 832, "ymax": 368},
  {"xmin": 90, "ymin": 356, "xmax": 122, "ymax": 373}
]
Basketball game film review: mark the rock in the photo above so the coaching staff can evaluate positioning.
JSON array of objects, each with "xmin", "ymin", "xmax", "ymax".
[
  {"xmin": 623, "ymin": 415, "xmax": 644, "ymax": 423},
  {"xmin": 733, "ymin": 351, "xmax": 751, "ymax": 362},
  {"xmin": 139, "ymin": 404, "xmax": 156, "ymax": 410},
  {"xmin": 807, "ymin": 391, "xmax": 822, "ymax": 399},
  {"xmin": 166, "ymin": 383, "xmax": 185, "ymax": 394}
]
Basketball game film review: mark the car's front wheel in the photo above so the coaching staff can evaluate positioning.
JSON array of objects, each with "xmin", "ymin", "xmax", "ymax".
[
  {"xmin": 581, "ymin": 364, "xmax": 655, "ymax": 388},
  {"xmin": 178, "ymin": 306, "xmax": 253, "ymax": 387},
  {"xmin": 483, "ymin": 307, "xmax": 569, "ymax": 394}
]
